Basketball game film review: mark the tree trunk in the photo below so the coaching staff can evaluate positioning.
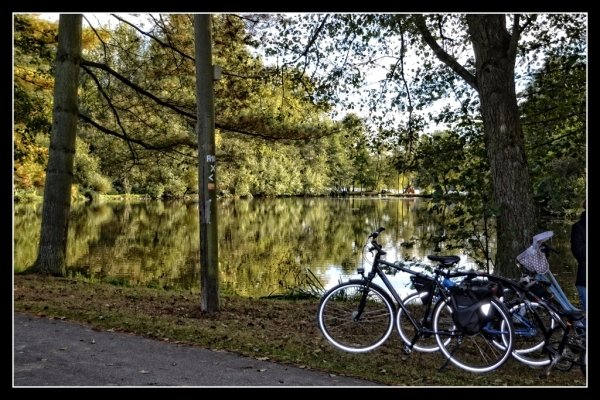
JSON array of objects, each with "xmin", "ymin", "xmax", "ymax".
[
  {"xmin": 24, "ymin": 14, "xmax": 82, "ymax": 276},
  {"xmin": 466, "ymin": 15, "xmax": 537, "ymax": 277}
]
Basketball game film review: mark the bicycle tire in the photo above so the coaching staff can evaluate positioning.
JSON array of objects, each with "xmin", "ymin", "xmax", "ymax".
[
  {"xmin": 396, "ymin": 292, "xmax": 450, "ymax": 352},
  {"xmin": 433, "ymin": 297, "xmax": 515, "ymax": 373},
  {"xmin": 317, "ymin": 280, "xmax": 395, "ymax": 353},
  {"xmin": 550, "ymin": 341, "xmax": 575, "ymax": 371},
  {"xmin": 505, "ymin": 301, "xmax": 564, "ymax": 366},
  {"xmin": 580, "ymin": 345, "xmax": 586, "ymax": 376}
]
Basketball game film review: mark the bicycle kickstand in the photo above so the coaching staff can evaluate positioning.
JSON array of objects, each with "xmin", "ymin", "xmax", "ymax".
[{"xmin": 438, "ymin": 338, "xmax": 462, "ymax": 373}]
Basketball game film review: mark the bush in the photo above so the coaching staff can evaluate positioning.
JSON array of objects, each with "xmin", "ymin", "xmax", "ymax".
[
  {"xmin": 146, "ymin": 183, "xmax": 165, "ymax": 199},
  {"xmin": 162, "ymin": 178, "xmax": 187, "ymax": 198},
  {"xmin": 13, "ymin": 187, "xmax": 42, "ymax": 203},
  {"xmin": 89, "ymin": 172, "xmax": 113, "ymax": 194}
]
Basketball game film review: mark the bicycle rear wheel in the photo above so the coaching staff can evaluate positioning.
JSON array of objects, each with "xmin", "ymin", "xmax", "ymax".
[
  {"xmin": 317, "ymin": 280, "xmax": 395, "ymax": 353},
  {"xmin": 433, "ymin": 297, "xmax": 515, "ymax": 373}
]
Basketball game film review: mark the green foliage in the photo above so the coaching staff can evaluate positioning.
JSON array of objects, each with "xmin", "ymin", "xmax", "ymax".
[
  {"xmin": 13, "ymin": 15, "xmax": 56, "ymax": 195},
  {"xmin": 73, "ymin": 138, "xmax": 113, "ymax": 195},
  {"xmin": 395, "ymin": 127, "xmax": 497, "ymax": 270},
  {"xmin": 146, "ymin": 183, "xmax": 165, "ymax": 199},
  {"xmin": 13, "ymin": 188, "xmax": 43, "ymax": 204},
  {"xmin": 519, "ymin": 50, "xmax": 586, "ymax": 216}
]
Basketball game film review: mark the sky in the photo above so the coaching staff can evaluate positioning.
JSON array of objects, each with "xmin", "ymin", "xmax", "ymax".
[{"xmin": 36, "ymin": 13, "xmax": 130, "ymax": 27}]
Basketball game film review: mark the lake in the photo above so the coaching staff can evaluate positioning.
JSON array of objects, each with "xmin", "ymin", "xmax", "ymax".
[{"xmin": 13, "ymin": 196, "xmax": 581, "ymax": 304}]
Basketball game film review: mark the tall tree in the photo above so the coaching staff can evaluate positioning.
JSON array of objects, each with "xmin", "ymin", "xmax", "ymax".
[
  {"xmin": 24, "ymin": 14, "xmax": 83, "ymax": 276},
  {"xmin": 414, "ymin": 14, "xmax": 536, "ymax": 276}
]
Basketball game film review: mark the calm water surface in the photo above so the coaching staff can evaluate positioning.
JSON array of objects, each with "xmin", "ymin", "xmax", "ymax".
[{"xmin": 13, "ymin": 197, "xmax": 580, "ymax": 304}]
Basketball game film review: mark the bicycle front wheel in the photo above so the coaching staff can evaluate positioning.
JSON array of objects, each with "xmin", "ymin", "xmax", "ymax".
[
  {"xmin": 317, "ymin": 280, "xmax": 395, "ymax": 353},
  {"xmin": 396, "ymin": 292, "xmax": 449, "ymax": 352},
  {"xmin": 497, "ymin": 301, "xmax": 561, "ymax": 366},
  {"xmin": 580, "ymin": 343, "xmax": 586, "ymax": 376},
  {"xmin": 433, "ymin": 297, "xmax": 515, "ymax": 373}
]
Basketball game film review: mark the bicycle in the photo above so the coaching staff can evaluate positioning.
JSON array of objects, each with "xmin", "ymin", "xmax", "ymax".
[
  {"xmin": 509, "ymin": 233, "xmax": 586, "ymax": 376},
  {"xmin": 538, "ymin": 305, "xmax": 586, "ymax": 378},
  {"xmin": 317, "ymin": 227, "xmax": 516, "ymax": 373}
]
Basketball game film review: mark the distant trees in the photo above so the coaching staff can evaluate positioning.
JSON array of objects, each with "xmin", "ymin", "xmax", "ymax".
[{"xmin": 14, "ymin": 14, "xmax": 58, "ymax": 201}]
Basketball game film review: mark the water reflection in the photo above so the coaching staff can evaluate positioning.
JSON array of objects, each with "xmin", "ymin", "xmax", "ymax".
[{"xmin": 13, "ymin": 197, "xmax": 580, "ymax": 304}]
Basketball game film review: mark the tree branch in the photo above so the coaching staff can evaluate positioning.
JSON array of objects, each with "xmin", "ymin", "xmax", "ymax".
[
  {"xmin": 412, "ymin": 14, "xmax": 478, "ymax": 92},
  {"xmin": 215, "ymin": 122, "xmax": 338, "ymax": 141},
  {"xmin": 81, "ymin": 59, "xmax": 198, "ymax": 121},
  {"xmin": 78, "ymin": 113, "xmax": 197, "ymax": 157},
  {"xmin": 534, "ymin": 129, "xmax": 585, "ymax": 148},
  {"xmin": 81, "ymin": 64, "xmax": 138, "ymax": 161},
  {"xmin": 110, "ymin": 14, "xmax": 196, "ymax": 63},
  {"xmin": 521, "ymin": 110, "xmax": 586, "ymax": 126},
  {"xmin": 507, "ymin": 14, "xmax": 521, "ymax": 63},
  {"xmin": 287, "ymin": 14, "xmax": 330, "ymax": 65}
]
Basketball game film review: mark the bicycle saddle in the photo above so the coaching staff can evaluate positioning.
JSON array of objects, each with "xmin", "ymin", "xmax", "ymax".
[{"xmin": 427, "ymin": 255, "xmax": 461, "ymax": 267}]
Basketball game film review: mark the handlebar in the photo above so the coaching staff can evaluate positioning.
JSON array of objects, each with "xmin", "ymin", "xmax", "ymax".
[
  {"xmin": 368, "ymin": 227, "xmax": 387, "ymax": 255},
  {"xmin": 369, "ymin": 227, "xmax": 385, "ymax": 240},
  {"xmin": 541, "ymin": 243, "xmax": 559, "ymax": 255}
]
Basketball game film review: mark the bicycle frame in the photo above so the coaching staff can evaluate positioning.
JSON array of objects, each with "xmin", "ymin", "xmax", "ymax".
[
  {"xmin": 360, "ymin": 253, "xmax": 442, "ymax": 348},
  {"xmin": 536, "ymin": 270, "xmax": 585, "ymax": 329}
]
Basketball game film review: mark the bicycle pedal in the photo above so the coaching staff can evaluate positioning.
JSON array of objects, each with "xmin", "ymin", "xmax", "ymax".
[{"xmin": 402, "ymin": 346, "xmax": 412, "ymax": 355}]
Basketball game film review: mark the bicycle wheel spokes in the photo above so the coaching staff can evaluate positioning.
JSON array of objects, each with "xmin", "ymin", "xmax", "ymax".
[
  {"xmin": 434, "ymin": 298, "xmax": 515, "ymax": 373},
  {"xmin": 317, "ymin": 281, "xmax": 394, "ymax": 353}
]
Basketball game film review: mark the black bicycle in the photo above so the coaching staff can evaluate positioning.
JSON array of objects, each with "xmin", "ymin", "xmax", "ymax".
[
  {"xmin": 316, "ymin": 227, "xmax": 516, "ymax": 373},
  {"xmin": 538, "ymin": 305, "xmax": 586, "ymax": 378}
]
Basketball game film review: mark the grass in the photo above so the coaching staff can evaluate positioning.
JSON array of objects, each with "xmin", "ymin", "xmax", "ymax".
[{"xmin": 13, "ymin": 273, "xmax": 587, "ymax": 387}]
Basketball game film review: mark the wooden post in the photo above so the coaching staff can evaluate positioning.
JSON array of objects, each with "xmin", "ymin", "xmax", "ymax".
[{"xmin": 194, "ymin": 14, "xmax": 219, "ymax": 312}]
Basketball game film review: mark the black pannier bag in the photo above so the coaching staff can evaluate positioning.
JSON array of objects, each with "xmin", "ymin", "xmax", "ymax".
[
  {"xmin": 448, "ymin": 280, "xmax": 498, "ymax": 335},
  {"xmin": 410, "ymin": 274, "xmax": 435, "ymax": 304}
]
